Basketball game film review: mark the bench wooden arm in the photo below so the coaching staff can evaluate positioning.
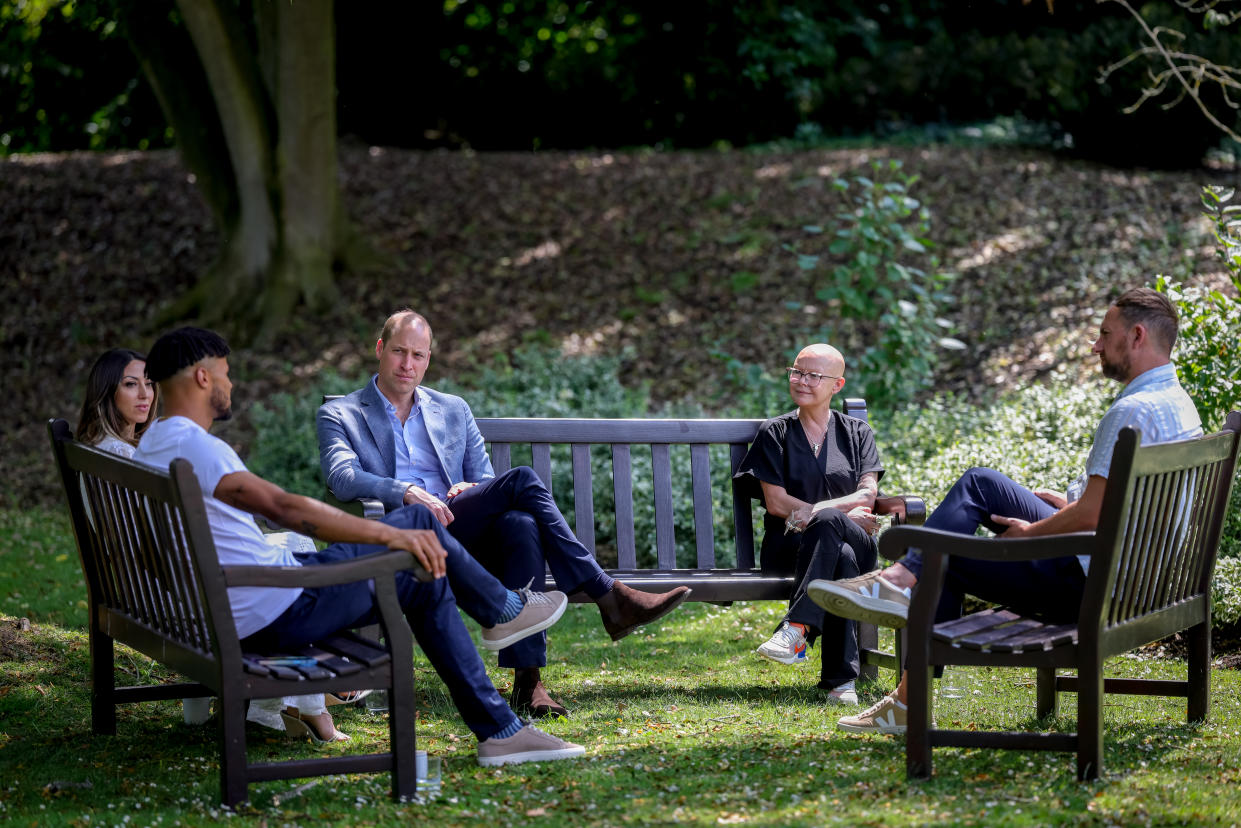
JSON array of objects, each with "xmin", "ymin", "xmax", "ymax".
[
  {"xmin": 222, "ymin": 549, "xmax": 431, "ymax": 588},
  {"xmin": 324, "ymin": 490, "xmax": 385, "ymax": 520},
  {"xmin": 875, "ymin": 494, "xmax": 926, "ymax": 527},
  {"xmin": 879, "ymin": 525, "xmax": 1096, "ymax": 564}
]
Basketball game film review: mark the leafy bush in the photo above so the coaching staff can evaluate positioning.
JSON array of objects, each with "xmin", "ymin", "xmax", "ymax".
[
  {"xmin": 1215, "ymin": 557, "xmax": 1241, "ymax": 628},
  {"xmin": 247, "ymin": 368, "xmax": 370, "ymax": 497},
  {"xmin": 791, "ymin": 159, "xmax": 962, "ymax": 409},
  {"xmin": 1156, "ymin": 185, "xmax": 1241, "ymax": 562}
]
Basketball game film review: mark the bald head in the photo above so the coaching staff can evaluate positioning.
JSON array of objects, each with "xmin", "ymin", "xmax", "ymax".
[{"xmin": 795, "ymin": 343, "xmax": 845, "ymax": 376}]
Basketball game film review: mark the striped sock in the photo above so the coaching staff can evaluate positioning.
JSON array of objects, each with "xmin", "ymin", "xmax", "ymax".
[
  {"xmin": 491, "ymin": 717, "xmax": 524, "ymax": 740},
  {"xmin": 495, "ymin": 589, "xmax": 524, "ymax": 623}
]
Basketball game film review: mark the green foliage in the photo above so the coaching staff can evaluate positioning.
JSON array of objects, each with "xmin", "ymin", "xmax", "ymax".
[
  {"xmin": 1155, "ymin": 190, "xmax": 1241, "ymax": 434},
  {"xmin": 1155, "ymin": 185, "xmax": 1241, "ymax": 562},
  {"xmin": 875, "ymin": 379, "xmax": 1109, "ymax": 514},
  {"xmin": 792, "ymin": 159, "xmax": 962, "ymax": 409},
  {"xmin": 247, "ymin": 368, "xmax": 370, "ymax": 497},
  {"xmin": 1215, "ymin": 557, "xmax": 1241, "ymax": 627},
  {"xmin": 0, "ymin": 0, "xmax": 170, "ymax": 153}
]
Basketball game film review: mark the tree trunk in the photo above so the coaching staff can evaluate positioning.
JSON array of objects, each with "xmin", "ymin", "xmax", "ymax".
[{"xmin": 125, "ymin": 0, "xmax": 358, "ymax": 341}]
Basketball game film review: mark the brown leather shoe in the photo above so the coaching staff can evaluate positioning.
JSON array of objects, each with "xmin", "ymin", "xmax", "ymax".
[
  {"xmin": 511, "ymin": 680, "xmax": 570, "ymax": 719},
  {"xmin": 596, "ymin": 582, "xmax": 691, "ymax": 641}
]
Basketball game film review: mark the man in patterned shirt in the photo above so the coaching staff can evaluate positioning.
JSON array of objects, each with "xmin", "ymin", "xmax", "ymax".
[{"xmin": 807, "ymin": 287, "xmax": 1203, "ymax": 734}]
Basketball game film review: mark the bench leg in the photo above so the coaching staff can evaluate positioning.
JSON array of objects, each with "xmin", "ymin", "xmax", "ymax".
[
  {"xmin": 89, "ymin": 626, "xmax": 116, "ymax": 735},
  {"xmin": 1076, "ymin": 661, "xmax": 1103, "ymax": 781},
  {"xmin": 1186, "ymin": 621, "xmax": 1211, "ymax": 723},
  {"xmin": 1036, "ymin": 667, "xmax": 1058, "ymax": 719},
  {"xmin": 218, "ymin": 694, "xmax": 249, "ymax": 807},
  {"xmin": 388, "ymin": 667, "xmax": 417, "ymax": 802},
  {"xmin": 858, "ymin": 621, "xmax": 879, "ymax": 683},
  {"xmin": 906, "ymin": 654, "xmax": 933, "ymax": 779}
]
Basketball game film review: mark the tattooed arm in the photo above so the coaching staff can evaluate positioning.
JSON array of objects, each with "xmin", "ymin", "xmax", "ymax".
[{"xmin": 213, "ymin": 471, "xmax": 447, "ymax": 577}]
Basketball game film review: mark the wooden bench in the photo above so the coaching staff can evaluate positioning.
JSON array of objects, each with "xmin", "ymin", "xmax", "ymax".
[
  {"xmin": 323, "ymin": 395, "xmax": 926, "ymax": 679},
  {"xmin": 48, "ymin": 419, "xmax": 428, "ymax": 806},
  {"xmin": 891, "ymin": 411, "xmax": 1241, "ymax": 780}
]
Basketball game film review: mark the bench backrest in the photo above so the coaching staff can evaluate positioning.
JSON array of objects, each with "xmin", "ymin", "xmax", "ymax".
[
  {"xmin": 1086, "ymin": 411, "xmax": 1241, "ymax": 653},
  {"xmin": 321, "ymin": 394, "xmax": 869, "ymax": 571},
  {"xmin": 478, "ymin": 399, "xmax": 871, "ymax": 571},
  {"xmin": 48, "ymin": 419, "xmax": 239, "ymax": 683}
]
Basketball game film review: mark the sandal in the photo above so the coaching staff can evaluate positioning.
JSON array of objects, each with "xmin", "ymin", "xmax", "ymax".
[
  {"xmin": 326, "ymin": 689, "xmax": 373, "ymax": 706},
  {"xmin": 280, "ymin": 708, "xmax": 350, "ymax": 744}
]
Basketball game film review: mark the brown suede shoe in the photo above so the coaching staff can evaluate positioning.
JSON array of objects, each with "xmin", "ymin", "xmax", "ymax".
[
  {"xmin": 597, "ymin": 582, "xmax": 691, "ymax": 641},
  {"xmin": 511, "ymin": 680, "xmax": 570, "ymax": 719}
]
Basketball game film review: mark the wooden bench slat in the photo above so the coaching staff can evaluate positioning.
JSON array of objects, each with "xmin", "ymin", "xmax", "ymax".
[
  {"xmin": 651, "ymin": 444, "xmax": 676, "ymax": 569},
  {"xmin": 612, "ymin": 444, "xmax": 637, "ymax": 569},
  {"xmin": 571, "ymin": 444, "xmax": 595, "ymax": 555},
  {"xmin": 531, "ymin": 443, "xmax": 553, "ymax": 495},
  {"xmin": 689, "ymin": 443, "xmax": 715, "ymax": 568},
  {"xmin": 491, "ymin": 442, "xmax": 512, "ymax": 475},
  {"xmin": 730, "ymin": 443, "xmax": 755, "ymax": 569},
  {"xmin": 932, "ymin": 608, "xmax": 1023, "ymax": 640}
]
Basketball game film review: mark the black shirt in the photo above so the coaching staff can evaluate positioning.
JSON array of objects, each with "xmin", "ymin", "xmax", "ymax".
[{"xmin": 734, "ymin": 410, "xmax": 885, "ymax": 572}]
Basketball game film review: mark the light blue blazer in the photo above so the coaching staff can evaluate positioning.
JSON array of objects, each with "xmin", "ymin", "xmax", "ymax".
[{"xmin": 317, "ymin": 378, "xmax": 495, "ymax": 512}]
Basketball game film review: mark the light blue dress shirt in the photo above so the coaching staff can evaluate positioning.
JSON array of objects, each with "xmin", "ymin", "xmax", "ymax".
[
  {"xmin": 1067, "ymin": 362, "xmax": 1202, "ymax": 573},
  {"xmin": 373, "ymin": 377, "xmax": 451, "ymax": 500}
]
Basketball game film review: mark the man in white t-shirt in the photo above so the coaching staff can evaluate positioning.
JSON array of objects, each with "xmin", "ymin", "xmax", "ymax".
[
  {"xmin": 133, "ymin": 327, "xmax": 584, "ymax": 767},
  {"xmin": 806, "ymin": 287, "xmax": 1203, "ymax": 735}
]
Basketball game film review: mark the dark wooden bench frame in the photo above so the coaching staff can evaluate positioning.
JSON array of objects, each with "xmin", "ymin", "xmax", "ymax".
[
  {"xmin": 49, "ymin": 419, "xmax": 429, "ymax": 806},
  {"xmin": 324, "ymin": 396, "xmax": 925, "ymax": 679},
  {"xmin": 888, "ymin": 411, "xmax": 1241, "ymax": 780}
]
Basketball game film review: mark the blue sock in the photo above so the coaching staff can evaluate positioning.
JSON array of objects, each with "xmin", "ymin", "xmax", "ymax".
[
  {"xmin": 490, "ymin": 717, "xmax": 524, "ymax": 741},
  {"xmin": 495, "ymin": 589, "xmax": 524, "ymax": 623}
]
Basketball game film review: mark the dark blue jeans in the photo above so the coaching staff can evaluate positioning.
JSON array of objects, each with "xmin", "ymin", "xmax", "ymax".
[
  {"xmin": 901, "ymin": 467, "xmax": 1086, "ymax": 623},
  {"xmin": 241, "ymin": 507, "xmax": 517, "ymax": 741},
  {"xmin": 447, "ymin": 466, "xmax": 615, "ymax": 668}
]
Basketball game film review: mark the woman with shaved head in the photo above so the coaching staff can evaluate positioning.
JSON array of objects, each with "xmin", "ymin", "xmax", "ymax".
[{"xmin": 734, "ymin": 344, "xmax": 885, "ymax": 705}]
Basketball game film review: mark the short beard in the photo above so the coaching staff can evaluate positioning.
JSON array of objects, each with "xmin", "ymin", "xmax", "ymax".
[
  {"xmin": 210, "ymin": 385, "xmax": 232, "ymax": 422},
  {"xmin": 1099, "ymin": 353, "xmax": 1128, "ymax": 382}
]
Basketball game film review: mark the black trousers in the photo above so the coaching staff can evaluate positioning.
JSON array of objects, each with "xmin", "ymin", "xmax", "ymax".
[{"xmin": 767, "ymin": 508, "xmax": 878, "ymax": 689}]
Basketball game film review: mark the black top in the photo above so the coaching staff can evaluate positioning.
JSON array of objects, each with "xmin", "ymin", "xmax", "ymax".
[{"xmin": 734, "ymin": 410, "xmax": 885, "ymax": 572}]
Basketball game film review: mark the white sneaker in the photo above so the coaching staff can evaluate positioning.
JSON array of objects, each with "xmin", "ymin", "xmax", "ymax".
[
  {"xmin": 826, "ymin": 680, "xmax": 858, "ymax": 705},
  {"xmin": 837, "ymin": 691, "xmax": 907, "ymax": 734},
  {"xmin": 808, "ymin": 571, "xmax": 912, "ymax": 628},
  {"xmin": 756, "ymin": 622, "xmax": 808, "ymax": 664}
]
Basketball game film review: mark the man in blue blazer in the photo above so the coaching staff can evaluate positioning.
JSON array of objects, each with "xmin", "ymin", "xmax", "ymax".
[{"xmin": 318, "ymin": 310, "xmax": 691, "ymax": 718}]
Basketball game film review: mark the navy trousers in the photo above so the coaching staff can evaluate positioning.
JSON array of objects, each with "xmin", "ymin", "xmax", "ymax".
[
  {"xmin": 902, "ymin": 467, "xmax": 1087, "ymax": 623},
  {"xmin": 242, "ymin": 506, "xmax": 518, "ymax": 741},
  {"xmin": 447, "ymin": 466, "xmax": 615, "ymax": 668},
  {"xmin": 783, "ymin": 508, "xmax": 879, "ymax": 689}
]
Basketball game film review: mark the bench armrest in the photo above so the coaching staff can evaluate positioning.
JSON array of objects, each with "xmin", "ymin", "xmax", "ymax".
[
  {"xmin": 222, "ymin": 549, "xmax": 431, "ymax": 588},
  {"xmin": 875, "ymin": 494, "xmax": 926, "ymax": 527},
  {"xmin": 324, "ymin": 489, "xmax": 385, "ymax": 520},
  {"xmin": 879, "ymin": 525, "xmax": 1096, "ymax": 564}
]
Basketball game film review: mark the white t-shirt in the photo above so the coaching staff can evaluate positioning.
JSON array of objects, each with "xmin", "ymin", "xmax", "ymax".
[{"xmin": 133, "ymin": 416, "xmax": 302, "ymax": 638}]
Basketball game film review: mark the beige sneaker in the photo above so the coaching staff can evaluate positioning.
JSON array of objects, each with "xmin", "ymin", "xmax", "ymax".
[
  {"xmin": 477, "ymin": 724, "xmax": 586, "ymax": 766},
  {"xmin": 480, "ymin": 587, "xmax": 568, "ymax": 651},
  {"xmin": 837, "ymin": 691, "xmax": 907, "ymax": 735},
  {"xmin": 807, "ymin": 571, "xmax": 911, "ymax": 628}
]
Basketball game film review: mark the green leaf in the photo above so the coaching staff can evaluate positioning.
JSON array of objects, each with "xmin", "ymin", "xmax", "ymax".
[
  {"xmin": 797, "ymin": 254, "xmax": 820, "ymax": 270},
  {"xmin": 802, "ymin": 224, "xmax": 824, "ymax": 234},
  {"xmin": 902, "ymin": 238, "xmax": 927, "ymax": 253}
]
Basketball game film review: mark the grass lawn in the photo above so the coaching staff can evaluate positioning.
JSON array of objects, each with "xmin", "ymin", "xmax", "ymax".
[{"xmin": 3, "ymin": 509, "xmax": 1240, "ymax": 827}]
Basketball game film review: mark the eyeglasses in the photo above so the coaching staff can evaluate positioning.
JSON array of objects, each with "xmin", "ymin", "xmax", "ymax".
[{"xmin": 787, "ymin": 367, "xmax": 841, "ymax": 387}]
